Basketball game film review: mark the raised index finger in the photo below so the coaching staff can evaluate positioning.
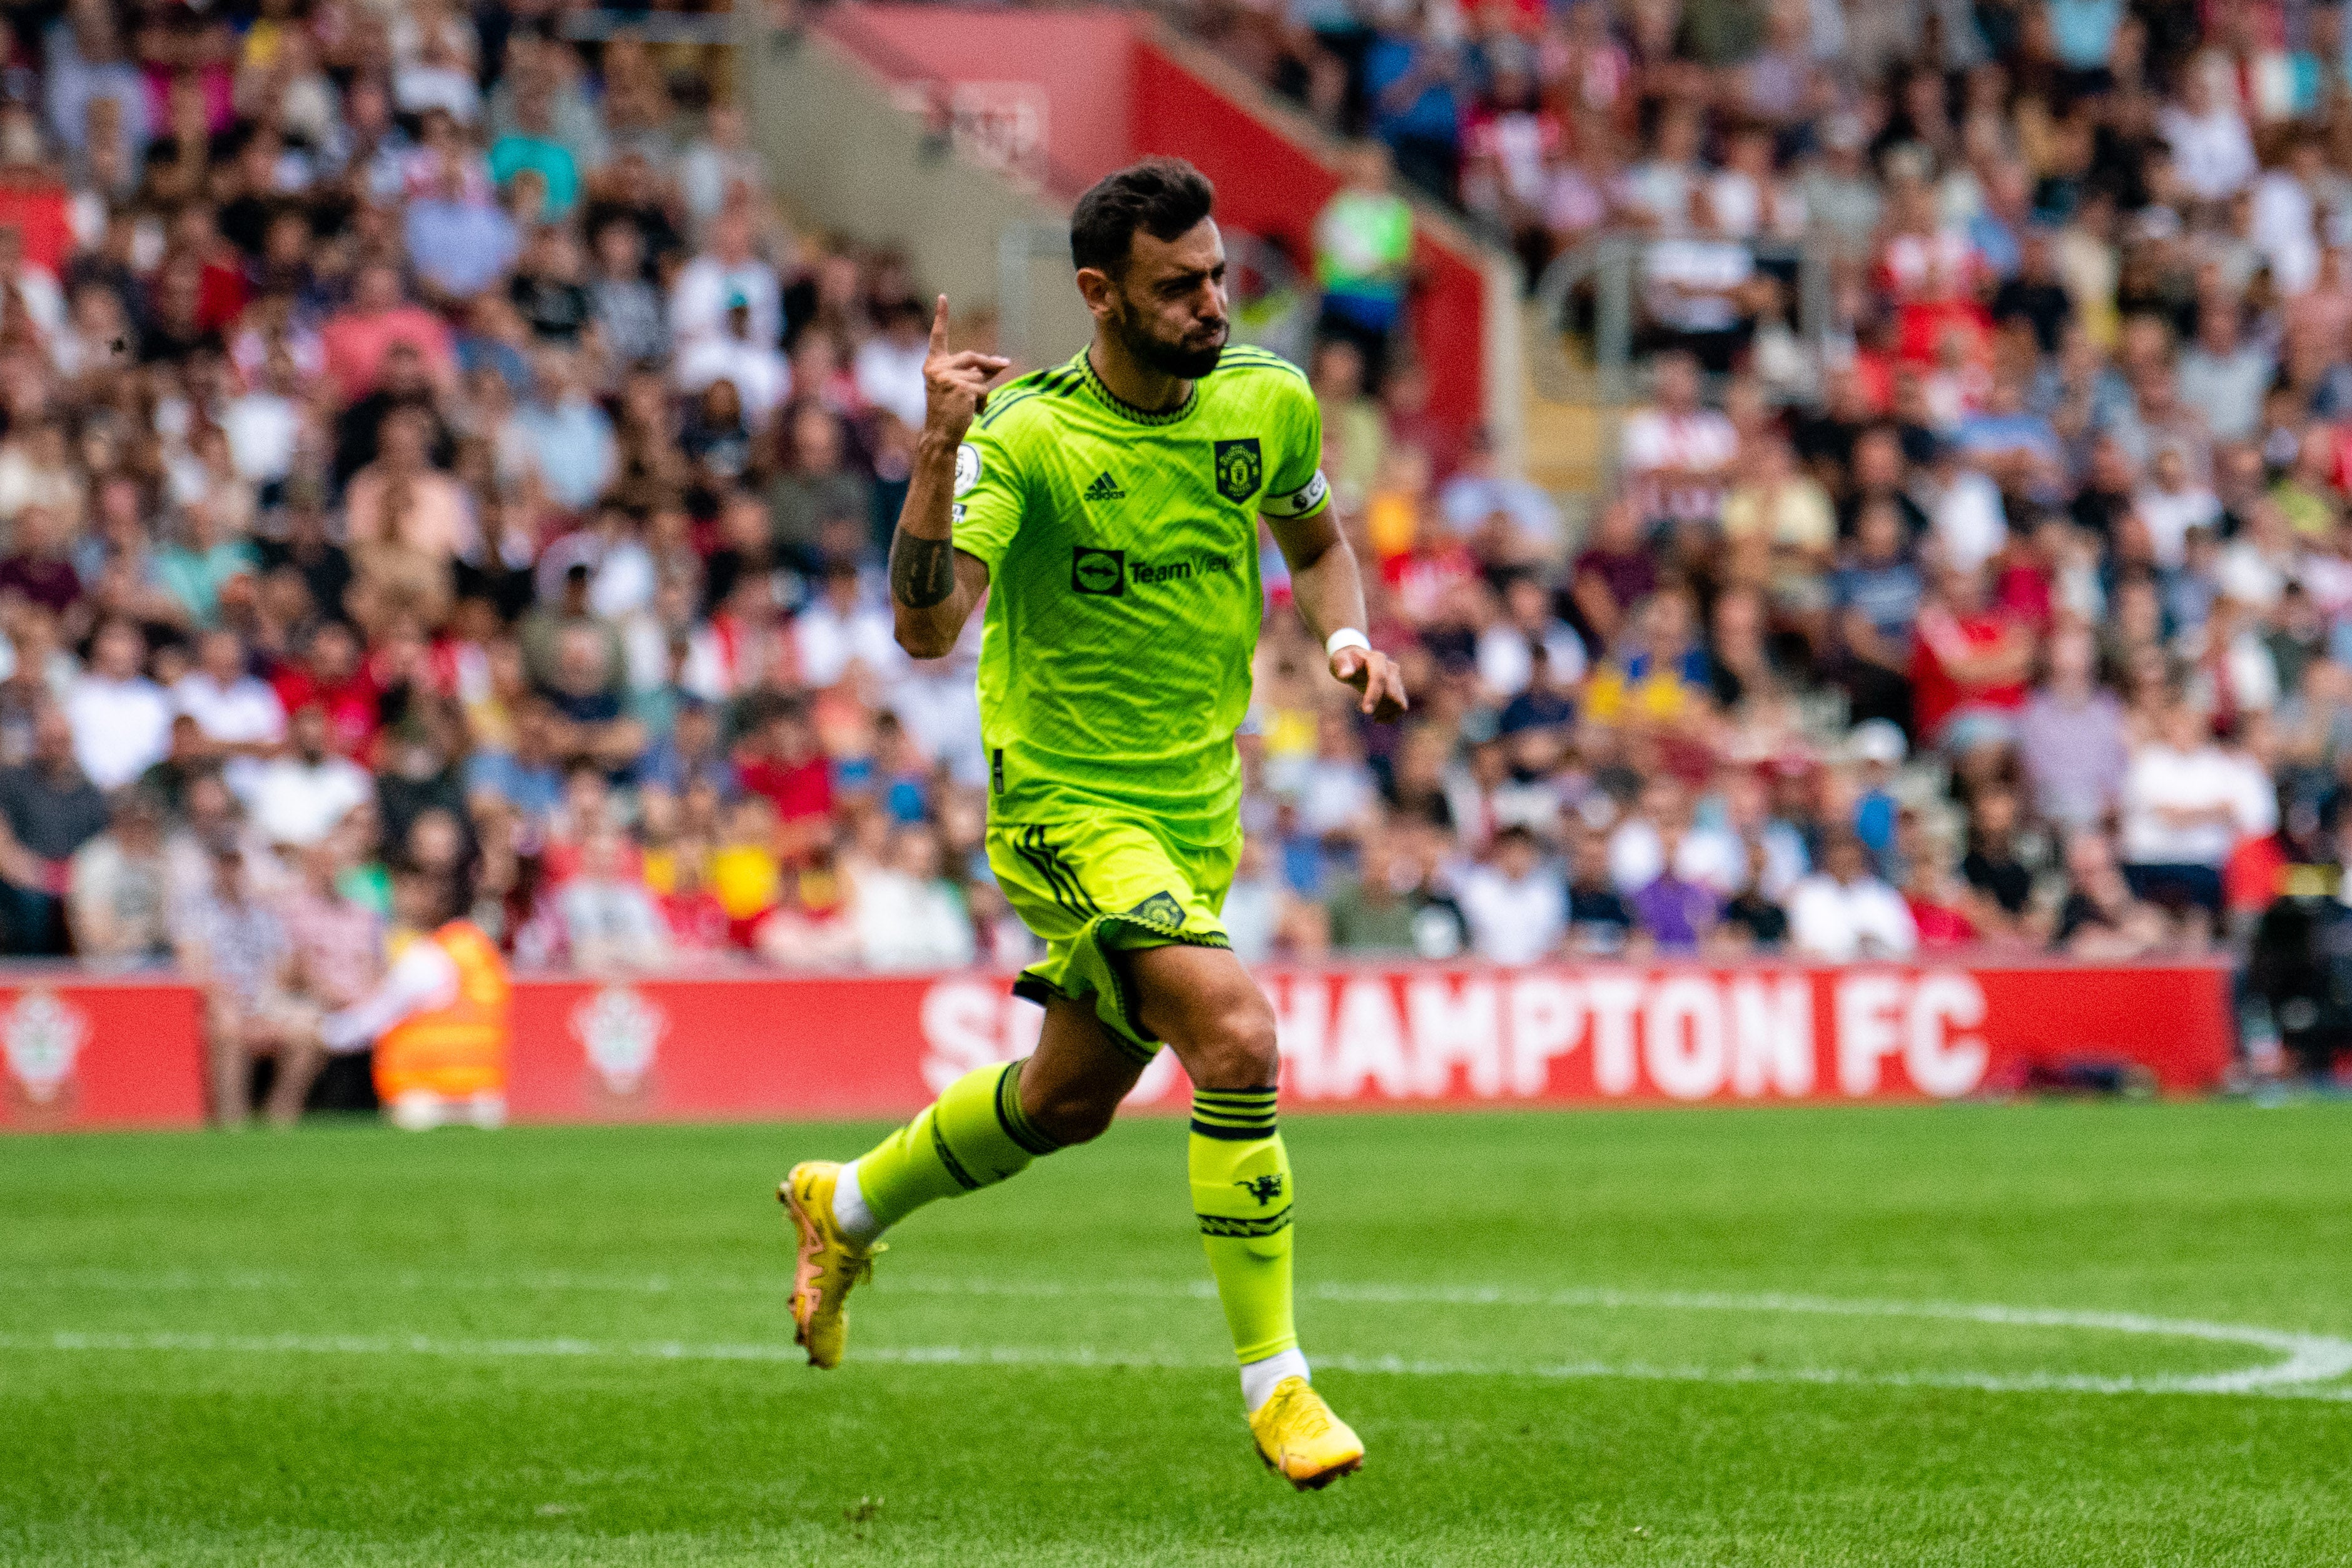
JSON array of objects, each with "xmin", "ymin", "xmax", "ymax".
[{"xmin": 930, "ymin": 293, "xmax": 951, "ymax": 355}]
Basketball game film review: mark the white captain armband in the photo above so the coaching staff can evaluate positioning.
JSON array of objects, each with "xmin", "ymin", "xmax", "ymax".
[{"xmin": 1262, "ymin": 470, "xmax": 1331, "ymax": 518}]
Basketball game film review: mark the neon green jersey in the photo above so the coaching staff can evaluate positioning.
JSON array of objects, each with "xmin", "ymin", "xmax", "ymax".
[{"xmin": 952, "ymin": 345, "xmax": 1331, "ymax": 841}]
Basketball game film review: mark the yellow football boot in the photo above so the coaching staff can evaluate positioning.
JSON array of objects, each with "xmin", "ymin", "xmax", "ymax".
[
  {"xmin": 778, "ymin": 1161, "xmax": 881, "ymax": 1369},
  {"xmin": 1249, "ymin": 1377, "xmax": 1365, "ymax": 1490}
]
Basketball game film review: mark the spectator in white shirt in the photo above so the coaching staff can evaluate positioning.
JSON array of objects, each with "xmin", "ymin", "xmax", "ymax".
[
  {"xmin": 1476, "ymin": 574, "xmax": 1588, "ymax": 699},
  {"xmin": 851, "ymin": 301, "xmax": 931, "ymax": 432},
  {"xmin": 2118, "ymin": 697, "xmax": 2271, "ymax": 915},
  {"xmin": 173, "ymin": 629, "xmax": 286, "ymax": 799},
  {"xmin": 1619, "ymin": 350, "xmax": 1739, "ymax": 526},
  {"xmin": 667, "ymin": 208, "xmax": 781, "ymax": 350},
  {"xmin": 2182, "ymin": 594, "xmax": 2279, "ymax": 717},
  {"xmin": 2134, "ymin": 445, "xmax": 2223, "ymax": 570},
  {"xmin": 1609, "ymin": 776, "xmax": 1746, "ymax": 896},
  {"xmin": 1214, "ymin": 835, "xmax": 1287, "ymax": 964},
  {"xmin": 1439, "ymin": 428, "xmax": 1563, "ymax": 557},
  {"xmin": 222, "ymin": 345, "xmax": 305, "ymax": 488},
  {"xmin": 64, "ymin": 616, "xmax": 170, "ymax": 791},
  {"xmin": 854, "ymin": 823, "xmax": 977, "ymax": 971},
  {"xmin": 1456, "ymin": 824, "xmax": 1566, "ymax": 964},
  {"xmin": 1788, "ymin": 831, "xmax": 1919, "ymax": 961},
  {"xmin": 2251, "ymin": 139, "xmax": 2325, "ymax": 295},
  {"xmin": 1297, "ymin": 709, "xmax": 1381, "ymax": 838},
  {"xmin": 2214, "ymin": 498, "xmax": 2297, "ymax": 613},
  {"xmin": 1708, "ymin": 123, "xmax": 1805, "ymax": 240},
  {"xmin": 2157, "ymin": 69, "xmax": 2256, "ymax": 202},
  {"xmin": 393, "ymin": 31, "xmax": 482, "ymax": 124},
  {"xmin": 555, "ymin": 827, "xmax": 670, "ymax": 971},
  {"xmin": 794, "ymin": 560, "xmax": 905, "ymax": 690},
  {"xmin": 249, "ymin": 704, "xmax": 374, "ymax": 848},
  {"xmin": 674, "ymin": 293, "xmax": 791, "ymax": 425},
  {"xmin": 1924, "ymin": 440, "xmax": 2009, "ymax": 575},
  {"xmin": 1641, "ymin": 188, "xmax": 1762, "ymax": 372},
  {"xmin": 679, "ymin": 104, "xmax": 762, "ymax": 230},
  {"xmin": 1617, "ymin": 103, "xmax": 1703, "ymax": 228}
]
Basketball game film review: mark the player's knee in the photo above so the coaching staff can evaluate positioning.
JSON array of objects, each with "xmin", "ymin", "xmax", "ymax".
[
  {"xmin": 1189, "ymin": 988, "xmax": 1280, "ymax": 1090},
  {"xmin": 1026, "ymin": 1080, "xmax": 1122, "ymax": 1147}
]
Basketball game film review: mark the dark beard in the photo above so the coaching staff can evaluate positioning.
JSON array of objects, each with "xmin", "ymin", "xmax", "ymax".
[{"xmin": 1113, "ymin": 302, "xmax": 1225, "ymax": 380}]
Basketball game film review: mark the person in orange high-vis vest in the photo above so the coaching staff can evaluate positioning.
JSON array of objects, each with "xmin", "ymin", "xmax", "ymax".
[{"xmin": 321, "ymin": 868, "xmax": 512, "ymax": 1130}]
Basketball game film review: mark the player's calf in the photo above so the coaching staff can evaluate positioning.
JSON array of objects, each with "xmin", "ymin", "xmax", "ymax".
[
  {"xmin": 1128, "ymin": 944, "xmax": 1359, "ymax": 1484},
  {"xmin": 1014, "ymin": 1006, "xmax": 1143, "ymax": 1145}
]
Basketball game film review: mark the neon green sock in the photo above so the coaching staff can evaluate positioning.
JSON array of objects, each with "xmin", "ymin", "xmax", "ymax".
[
  {"xmin": 1187, "ymin": 1088, "xmax": 1297, "ymax": 1364},
  {"xmin": 853, "ymin": 1060, "xmax": 1060, "ymax": 1228}
]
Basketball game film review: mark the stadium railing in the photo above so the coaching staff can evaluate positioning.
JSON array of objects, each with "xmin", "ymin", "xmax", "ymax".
[{"xmin": 1532, "ymin": 231, "xmax": 1838, "ymax": 406}]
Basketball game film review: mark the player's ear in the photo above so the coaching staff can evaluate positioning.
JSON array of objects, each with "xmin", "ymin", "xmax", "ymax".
[{"xmin": 1074, "ymin": 266, "xmax": 1118, "ymax": 321}]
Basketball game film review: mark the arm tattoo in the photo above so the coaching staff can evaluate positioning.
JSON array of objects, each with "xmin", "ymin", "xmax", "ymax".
[{"xmin": 891, "ymin": 534, "xmax": 956, "ymax": 609}]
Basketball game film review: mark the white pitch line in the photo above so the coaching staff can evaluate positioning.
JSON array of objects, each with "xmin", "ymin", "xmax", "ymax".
[
  {"xmin": 5, "ymin": 1267, "xmax": 2352, "ymax": 1401},
  {"xmin": 13, "ymin": 1266, "xmax": 2352, "ymax": 1387},
  {"xmin": 3, "ymin": 1325, "xmax": 2351, "ymax": 1403}
]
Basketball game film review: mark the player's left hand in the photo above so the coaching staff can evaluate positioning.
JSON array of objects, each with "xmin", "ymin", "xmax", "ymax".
[{"xmin": 1331, "ymin": 644, "xmax": 1408, "ymax": 722}]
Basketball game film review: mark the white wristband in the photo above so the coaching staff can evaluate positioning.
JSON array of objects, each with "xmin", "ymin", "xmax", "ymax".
[{"xmin": 1325, "ymin": 628, "xmax": 1371, "ymax": 660}]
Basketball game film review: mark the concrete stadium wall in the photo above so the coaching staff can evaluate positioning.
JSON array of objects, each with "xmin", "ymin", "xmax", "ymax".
[{"xmin": 735, "ymin": 23, "xmax": 1095, "ymax": 361}]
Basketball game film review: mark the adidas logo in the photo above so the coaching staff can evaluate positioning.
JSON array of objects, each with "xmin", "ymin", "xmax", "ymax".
[{"xmin": 1083, "ymin": 472, "xmax": 1127, "ymax": 502}]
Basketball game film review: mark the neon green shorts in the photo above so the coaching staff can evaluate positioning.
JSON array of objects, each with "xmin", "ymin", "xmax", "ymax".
[{"xmin": 988, "ymin": 816, "xmax": 1239, "ymax": 1063}]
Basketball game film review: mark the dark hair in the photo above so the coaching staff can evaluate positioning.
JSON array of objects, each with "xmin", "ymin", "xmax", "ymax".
[
  {"xmin": 392, "ymin": 859, "xmax": 473, "ymax": 926},
  {"xmin": 1069, "ymin": 158, "xmax": 1215, "ymax": 275}
]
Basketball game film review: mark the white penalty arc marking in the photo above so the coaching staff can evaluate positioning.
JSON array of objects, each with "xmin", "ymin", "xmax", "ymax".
[
  {"xmin": 4, "ymin": 1323, "xmax": 2351, "ymax": 1403},
  {"xmin": 4, "ymin": 1270, "xmax": 2351, "ymax": 1401}
]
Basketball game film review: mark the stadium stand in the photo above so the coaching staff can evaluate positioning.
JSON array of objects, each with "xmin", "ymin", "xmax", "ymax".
[{"xmin": 0, "ymin": 0, "xmax": 2346, "ymax": 1108}]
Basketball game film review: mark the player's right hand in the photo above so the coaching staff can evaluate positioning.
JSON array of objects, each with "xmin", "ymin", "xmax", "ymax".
[
  {"xmin": 923, "ymin": 295, "xmax": 1011, "ymax": 444},
  {"xmin": 1331, "ymin": 643, "xmax": 1409, "ymax": 722}
]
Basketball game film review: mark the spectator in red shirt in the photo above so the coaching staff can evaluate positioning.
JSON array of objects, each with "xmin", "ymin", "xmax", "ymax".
[
  {"xmin": 1910, "ymin": 564, "xmax": 2034, "ymax": 755},
  {"xmin": 1895, "ymin": 264, "xmax": 1994, "ymax": 367},
  {"xmin": 736, "ymin": 698, "xmax": 832, "ymax": 856},
  {"xmin": 0, "ymin": 120, "xmax": 73, "ymax": 273},
  {"xmin": 1904, "ymin": 854, "xmax": 1981, "ymax": 949},
  {"xmin": 657, "ymin": 837, "xmax": 732, "ymax": 960},
  {"xmin": 271, "ymin": 620, "xmax": 382, "ymax": 761},
  {"xmin": 169, "ymin": 204, "xmax": 247, "ymax": 335},
  {"xmin": 320, "ymin": 262, "xmax": 459, "ymax": 407}
]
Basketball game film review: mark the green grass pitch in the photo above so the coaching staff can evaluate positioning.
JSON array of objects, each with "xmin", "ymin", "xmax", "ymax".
[{"xmin": 6, "ymin": 1101, "xmax": 2352, "ymax": 1565}]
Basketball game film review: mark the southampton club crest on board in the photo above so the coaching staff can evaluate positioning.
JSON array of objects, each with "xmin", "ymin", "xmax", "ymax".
[
  {"xmin": 1212, "ymin": 438, "xmax": 1262, "ymax": 503},
  {"xmin": 572, "ymin": 986, "xmax": 666, "ymax": 1108},
  {"xmin": 3, "ymin": 988, "xmax": 87, "ymax": 1126}
]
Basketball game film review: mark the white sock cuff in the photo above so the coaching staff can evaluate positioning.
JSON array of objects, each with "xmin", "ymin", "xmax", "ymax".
[
  {"xmin": 1240, "ymin": 1346, "xmax": 1311, "ymax": 1414},
  {"xmin": 831, "ymin": 1161, "xmax": 884, "ymax": 1245}
]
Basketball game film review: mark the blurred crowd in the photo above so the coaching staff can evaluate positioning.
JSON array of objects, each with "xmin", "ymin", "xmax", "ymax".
[
  {"xmin": 3, "ymin": 0, "xmax": 2349, "ymax": 1095},
  {"xmin": 0, "ymin": 0, "xmax": 992, "ymax": 1011},
  {"xmin": 1163, "ymin": 0, "xmax": 2352, "ymax": 1026}
]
